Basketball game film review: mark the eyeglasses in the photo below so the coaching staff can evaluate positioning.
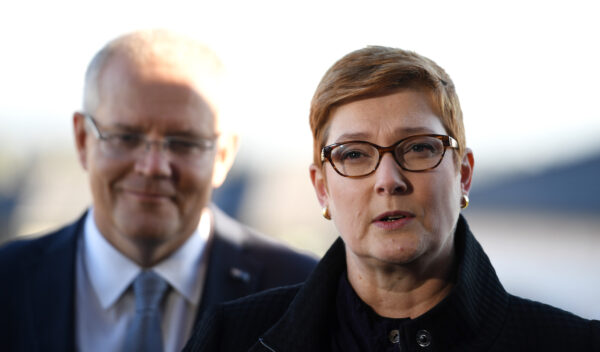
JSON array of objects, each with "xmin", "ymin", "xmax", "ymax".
[
  {"xmin": 83, "ymin": 114, "xmax": 217, "ymax": 162},
  {"xmin": 321, "ymin": 134, "xmax": 458, "ymax": 178}
]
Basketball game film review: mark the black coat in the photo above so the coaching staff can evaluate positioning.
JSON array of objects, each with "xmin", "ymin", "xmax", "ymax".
[
  {"xmin": 0, "ymin": 205, "xmax": 318, "ymax": 352},
  {"xmin": 184, "ymin": 215, "xmax": 600, "ymax": 352}
]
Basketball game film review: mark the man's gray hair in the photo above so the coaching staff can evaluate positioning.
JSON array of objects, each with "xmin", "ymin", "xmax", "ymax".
[{"xmin": 83, "ymin": 29, "xmax": 224, "ymax": 115}]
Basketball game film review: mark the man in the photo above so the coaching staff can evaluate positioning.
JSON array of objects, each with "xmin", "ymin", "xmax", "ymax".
[{"xmin": 0, "ymin": 30, "xmax": 317, "ymax": 352}]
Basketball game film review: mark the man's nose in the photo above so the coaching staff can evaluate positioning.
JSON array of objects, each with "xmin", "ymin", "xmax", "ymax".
[
  {"xmin": 373, "ymin": 153, "xmax": 408, "ymax": 195},
  {"xmin": 133, "ymin": 141, "xmax": 172, "ymax": 177}
]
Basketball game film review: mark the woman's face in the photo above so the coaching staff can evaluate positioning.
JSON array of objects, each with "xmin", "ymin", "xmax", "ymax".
[{"xmin": 310, "ymin": 88, "xmax": 473, "ymax": 268}]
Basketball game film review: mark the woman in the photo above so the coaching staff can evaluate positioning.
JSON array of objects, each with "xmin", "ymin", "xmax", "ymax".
[{"xmin": 185, "ymin": 46, "xmax": 599, "ymax": 351}]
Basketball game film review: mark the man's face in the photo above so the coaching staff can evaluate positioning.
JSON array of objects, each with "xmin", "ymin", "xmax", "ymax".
[{"xmin": 75, "ymin": 56, "xmax": 228, "ymax": 264}]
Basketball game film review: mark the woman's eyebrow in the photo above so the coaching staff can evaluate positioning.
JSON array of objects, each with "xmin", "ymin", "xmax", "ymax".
[
  {"xmin": 334, "ymin": 132, "xmax": 371, "ymax": 142},
  {"xmin": 334, "ymin": 127, "xmax": 438, "ymax": 142},
  {"xmin": 396, "ymin": 127, "xmax": 437, "ymax": 135}
]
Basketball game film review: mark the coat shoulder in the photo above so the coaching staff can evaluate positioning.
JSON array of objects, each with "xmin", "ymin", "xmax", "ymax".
[
  {"xmin": 240, "ymin": 229, "xmax": 318, "ymax": 272},
  {"xmin": 506, "ymin": 294, "xmax": 595, "ymax": 329},
  {"xmin": 492, "ymin": 294, "xmax": 600, "ymax": 351},
  {"xmin": 185, "ymin": 284, "xmax": 302, "ymax": 352},
  {"xmin": 212, "ymin": 206, "xmax": 318, "ymax": 282},
  {"xmin": 0, "ymin": 224, "xmax": 75, "ymax": 272},
  {"xmin": 0, "ymin": 217, "xmax": 82, "ymax": 352}
]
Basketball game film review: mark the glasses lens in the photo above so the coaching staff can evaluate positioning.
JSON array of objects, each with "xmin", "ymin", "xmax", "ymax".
[
  {"xmin": 166, "ymin": 138, "xmax": 216, "ymax": 158},
  {"xmin": 331, "ymin": 142, "xmax": 378, "ymax": 176},
  {"xmin": 100, "ymin": 134, "xmax": 145, "ymax": 158},
  {"xmin": 396, "ymin": 136, "xmax": 445, "ymax": 171},
  {"xmin": 101, "ymin": 134, "xmax": 215, "ymax": 163}
]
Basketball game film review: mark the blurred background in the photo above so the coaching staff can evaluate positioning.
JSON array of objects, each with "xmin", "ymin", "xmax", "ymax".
[{"xmin": 1, "ymin": 0, "xmax": 598, "ymax": 319}]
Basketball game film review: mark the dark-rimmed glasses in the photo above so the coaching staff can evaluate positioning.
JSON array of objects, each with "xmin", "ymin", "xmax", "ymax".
[
  {"xmin": 83, "ymin": 114, "xmax": 217, "ymax": 162},
  {"xmin": 321, "ymin": 134, "xmax": 458, "ymax": 178}
]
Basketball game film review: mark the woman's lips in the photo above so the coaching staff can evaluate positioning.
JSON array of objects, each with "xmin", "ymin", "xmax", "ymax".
[{"xmin": 372, "ymin": 211, "xmax": 414, "ymax": 230}]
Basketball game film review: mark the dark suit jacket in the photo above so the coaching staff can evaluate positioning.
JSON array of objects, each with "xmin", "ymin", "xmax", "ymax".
[
  {"xmin": 0, "ymin": 205, "xmax": 317, "ymax": 351},
  {"xmin": 185, "ymin": 215, "xmax": 600, "ymax": 352}
]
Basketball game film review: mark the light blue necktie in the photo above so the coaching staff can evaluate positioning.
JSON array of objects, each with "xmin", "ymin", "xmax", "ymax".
[{"xmin": 123, "ymin": 270, "xmax": 169, "ymax": 352}]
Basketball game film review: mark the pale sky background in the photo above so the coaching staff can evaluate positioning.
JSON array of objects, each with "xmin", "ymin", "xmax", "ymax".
[{"xmin": 1, "ymin": 0, "xmax": 599, "ymax": 181}]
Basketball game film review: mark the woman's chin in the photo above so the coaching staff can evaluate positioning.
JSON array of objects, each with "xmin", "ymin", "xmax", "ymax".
[
  {"xmin": 373, "ymin": 248, "xmax": 422, "ymax": 266},
  {"xmin": 353, "ymin": 238, "xmax": 424, "ymax": 267}
]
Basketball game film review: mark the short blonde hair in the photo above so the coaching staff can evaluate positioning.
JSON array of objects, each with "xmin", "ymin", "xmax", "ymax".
[{"xmin": 309, "ymin": 46, "xmax": 465, "ymax": 166}]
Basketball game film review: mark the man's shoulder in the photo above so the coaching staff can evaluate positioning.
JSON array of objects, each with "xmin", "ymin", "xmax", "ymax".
[
  {"xmin": 212, "ymin": 206, "xmax": 318, "ymax": 268},
  {"xmin": 230, "ymin": 226, "xmax": 317, "ymax": 265},
  {"xmin": 0, "ymin": 216, "xmax": 83, "ymax": 351},
  {"xmin": 197, "ymin": 206, "xmax": 317, "ymax": 313},
  {"xmin": 0, "ymin": 216, "xmax": 83, "ymax": 270}
]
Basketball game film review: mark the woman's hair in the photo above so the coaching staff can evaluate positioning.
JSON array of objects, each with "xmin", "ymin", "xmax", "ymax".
[{"xmin": 309, "ymin": 46, "xmax": 465, "ymax": 167}]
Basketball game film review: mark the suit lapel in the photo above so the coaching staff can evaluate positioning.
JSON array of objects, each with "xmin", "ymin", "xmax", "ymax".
[
  {"xmin": 195, "ymin": 206, "xmax": 263, "ymax": 323},
  {"xmin": 27, "ymin": 214, "xmax": 85, "ymax": 351}
]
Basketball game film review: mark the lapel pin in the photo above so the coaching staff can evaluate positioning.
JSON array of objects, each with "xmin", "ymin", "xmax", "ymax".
[{"xmin": 230, "ymin": 267, "xmax": 251, "ymax": 283}]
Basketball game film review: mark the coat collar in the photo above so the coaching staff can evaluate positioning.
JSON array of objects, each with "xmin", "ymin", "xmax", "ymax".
[
  {"xmin": 197, "ymin": 205, "xmax": 264, "ymax": 318},
  {"xmin": 255, "ymin": 236, "xmax": 346, "ymax": 351},
  {"xmin": 256, "ymin": 215, "xmax": 509, "ymax": 351}
]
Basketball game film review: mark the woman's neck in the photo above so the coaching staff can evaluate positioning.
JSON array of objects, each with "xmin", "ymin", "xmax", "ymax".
[{"xmin": 345, "ymin": 246, "xmax": 456, "ymax": 319}]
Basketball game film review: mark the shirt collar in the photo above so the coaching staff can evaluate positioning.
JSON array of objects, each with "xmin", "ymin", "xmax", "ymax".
[
  {"xmin": 82, "ymin": 207, "xmax": 211, "ymax": 309},
  {"xmin": 153, "ymin": 208, "xmax": 211, "ymax": 305}
]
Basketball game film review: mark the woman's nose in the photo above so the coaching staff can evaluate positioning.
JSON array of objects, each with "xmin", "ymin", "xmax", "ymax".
[{"xmin": 373, "ymin": 153, "xmax": 408, "ymax": 195}]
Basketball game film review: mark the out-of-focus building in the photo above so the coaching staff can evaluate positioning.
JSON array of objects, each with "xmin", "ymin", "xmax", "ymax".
[{"xmin": 466, "ymin": 153, "xmax": 600, "ymax": 320}]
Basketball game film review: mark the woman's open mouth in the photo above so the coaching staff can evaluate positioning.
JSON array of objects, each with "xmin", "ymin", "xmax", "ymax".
[{"xmin": 373, "ymin": 211, "xmax": 414, "ymax": 229}]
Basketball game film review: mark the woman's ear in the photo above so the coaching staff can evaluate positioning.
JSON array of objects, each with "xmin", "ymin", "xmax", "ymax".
[
  {"xmin": 309, "ymin": 163, "xmax": 329, "ymax": 208},
  {"xmin": 460, "ymin": 148, "xmax": 475, "ymax": 195}
]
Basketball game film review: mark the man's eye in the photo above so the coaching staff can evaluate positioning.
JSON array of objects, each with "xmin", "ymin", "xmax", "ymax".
[
  {"xmin": 168, "ymin": 140, "xmax": 199, "ymax": 154},
  {"xmin": 111, "ymin": 134, "xmax": 143, "ymax": 148}
]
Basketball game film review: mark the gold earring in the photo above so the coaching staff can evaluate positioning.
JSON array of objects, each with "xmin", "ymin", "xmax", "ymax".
[
  {"xmin": 461, "ymin": 195, "xmax": 470, "ymax": 209},
  {"xmin": 322, "ymin": 206, "xmax": 331, "ymax": 220}
]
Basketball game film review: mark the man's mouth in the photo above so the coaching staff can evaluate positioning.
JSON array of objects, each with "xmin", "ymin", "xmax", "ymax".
[{"xmin": 124, "ymin": 189, "xmax": 174, "ymax": 199}]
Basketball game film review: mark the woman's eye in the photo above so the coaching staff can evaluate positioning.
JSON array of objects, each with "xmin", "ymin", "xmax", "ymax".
[
  {"xmin": 342, "ymin": 150, "xmax": 365, "ymax": 160},
  {"xmin": 408, "ymin": 143, "xmax": 435, "ymax": 153}
]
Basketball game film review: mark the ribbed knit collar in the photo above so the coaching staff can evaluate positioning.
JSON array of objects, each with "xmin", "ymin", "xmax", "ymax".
[{"xmin": 257, "ymin": 215, "xmax": 509, "ymax": 352}]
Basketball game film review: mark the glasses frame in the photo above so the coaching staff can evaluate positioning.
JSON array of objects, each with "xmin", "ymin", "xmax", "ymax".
[
  {"xmin": 320, "ymin": 134, "xmax": 459, "ymax": 178},
  {"xmin": 82, "ymin": 113, "xmax": 217, "ymax": 159},
  {"xmin": 83, "ymin": 114, "xmax": 111, "ymax": 141}
]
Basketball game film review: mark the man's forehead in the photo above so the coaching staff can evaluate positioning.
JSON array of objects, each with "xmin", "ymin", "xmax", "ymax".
[
  {"xmin": 101, "ymin": 52, "xmax": 201, "ymax": 85},
  {"xmin": 100, "ymin": 55, "xmax": 217, "ymax": 110},
  {"xmin": 85, "ymin": 31, "xmax": 226, "ymax": 132}
]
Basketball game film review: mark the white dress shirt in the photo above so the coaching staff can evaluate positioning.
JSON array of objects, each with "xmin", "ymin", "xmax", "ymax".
[{"xmin": 75, "ymin": 208, "xmax": 211, "ymax": 352}]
